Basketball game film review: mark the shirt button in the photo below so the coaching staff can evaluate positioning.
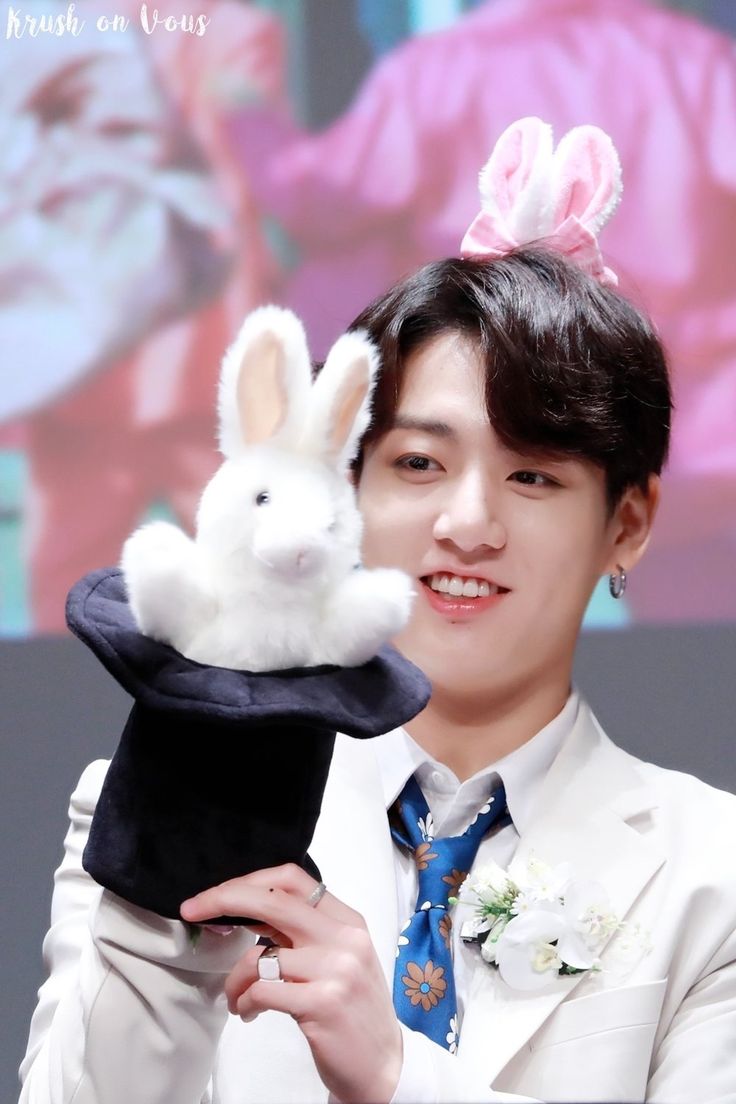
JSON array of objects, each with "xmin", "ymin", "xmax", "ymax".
[{"xmin": 431, "ymin": 770, "xmax": 444, "ymax": 784}]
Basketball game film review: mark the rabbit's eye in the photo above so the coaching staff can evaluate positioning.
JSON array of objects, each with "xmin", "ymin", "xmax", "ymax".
[{"xmin": 255, "ymin": 491, "xmax": 270, "ymax": 506}]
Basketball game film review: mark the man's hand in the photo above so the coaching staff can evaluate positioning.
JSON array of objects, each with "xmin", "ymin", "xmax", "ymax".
[{"xmin": 181, "ymin": 863, "xmax": 403, "ymax": 1104}]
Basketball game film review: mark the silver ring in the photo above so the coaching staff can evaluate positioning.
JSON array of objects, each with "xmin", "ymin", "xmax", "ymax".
[
  {"xmin": 307, "ymin": 881, "xmax": 327, "ymax": 908},
  {"xmin": 257, "ymin": 945, "xmax": 282, "ymax": 982}
]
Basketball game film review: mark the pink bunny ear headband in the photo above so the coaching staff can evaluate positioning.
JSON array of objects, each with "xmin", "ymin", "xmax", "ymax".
[{"xmin": 460, "ymin": 117, "xmax": 622, "ymax": 288}]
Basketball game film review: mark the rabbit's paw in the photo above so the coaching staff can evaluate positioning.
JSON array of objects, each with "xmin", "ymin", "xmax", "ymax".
[
  {"xmin": 317, "ymin": 567, "xmax": 415, "ymax": 666},
  {"xmin": 121, "ymin": 522, "xmax": 214, "ymax": 643}
]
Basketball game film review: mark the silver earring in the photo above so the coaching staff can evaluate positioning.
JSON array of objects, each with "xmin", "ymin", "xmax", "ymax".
[{"xmin": 609, "ymin": 564, "xmax": 627, "ymax": 599}]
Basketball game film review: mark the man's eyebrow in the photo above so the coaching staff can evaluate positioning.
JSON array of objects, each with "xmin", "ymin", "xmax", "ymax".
[{"xmin": 387, "ymin": 415, "xmax": 458, "ymax": 440}]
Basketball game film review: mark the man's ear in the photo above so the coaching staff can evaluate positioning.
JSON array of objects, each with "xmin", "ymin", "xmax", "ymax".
[{"xmin": 607, "ymin": 474, "xmax": 661, "ymax": 573}]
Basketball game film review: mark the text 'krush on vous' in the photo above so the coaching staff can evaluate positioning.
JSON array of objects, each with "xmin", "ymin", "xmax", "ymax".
[{"xmin": 5, "ymin": 3, "xmax": 211, "ymax": 39}]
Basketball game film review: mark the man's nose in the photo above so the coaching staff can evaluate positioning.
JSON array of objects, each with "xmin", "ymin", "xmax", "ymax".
[{"xmin": 432, "ymin": 469, "xmax": 506, "ymax": 553}]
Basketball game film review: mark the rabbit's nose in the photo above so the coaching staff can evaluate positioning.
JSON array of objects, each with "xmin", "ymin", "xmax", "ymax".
[
  {"xmin": 259, "ymin": 541, "xmax": 327, "ymax": 580},
  {"xmin": 291, "ymin": 545, "xmax": 327, "ymax": 577}
]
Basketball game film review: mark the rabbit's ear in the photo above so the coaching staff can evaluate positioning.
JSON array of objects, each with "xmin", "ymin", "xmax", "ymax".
[
  {"xmin": 218, "ymin": 306, "xmax": 312, "ymax": 456},
  {"xmin": 479, "ymin": 116, "xmax": 555, "ymax": 239},
  {"xmin": 550, "ymin": 125, "xmax": 622, "ymax": 234},
  {"xmin": 302, "ymin": 330, "xmax": 379, "ymax": 470}
]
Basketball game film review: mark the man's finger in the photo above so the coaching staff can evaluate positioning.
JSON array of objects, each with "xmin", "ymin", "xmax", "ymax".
[
  {"xmin": 181, "ymin": 882, "xmax": 344, "ymax": 945},
  {"xmin": 236, "ymin": 977, "xmax": 320, "ymax": 1025},
  {"xmin": 224, "ymin": 944, "xmax": 332, "ymax": 1013},
  {"xmin": 181, "ymin": 863, "xmax": 362, "ymax": 930}
]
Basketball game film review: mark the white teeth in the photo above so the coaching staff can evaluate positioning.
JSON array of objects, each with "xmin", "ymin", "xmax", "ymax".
[{"xmin": 428, "ymin": 573, "xmax": 500, "ymax": 598}]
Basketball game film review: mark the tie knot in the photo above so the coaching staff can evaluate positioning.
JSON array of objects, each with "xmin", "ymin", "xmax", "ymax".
[{"xmin": 391, "ymin": 774, "xmax": 509, "ymax": 907}]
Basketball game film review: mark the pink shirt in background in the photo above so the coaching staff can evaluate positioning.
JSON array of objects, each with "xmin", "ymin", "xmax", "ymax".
[{"xmin": 227, "ymin": 0, "xmax": 736, "ymax": 620}]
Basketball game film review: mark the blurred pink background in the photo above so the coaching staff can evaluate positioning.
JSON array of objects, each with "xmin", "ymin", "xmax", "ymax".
[{"xmin": 1, "ymin": 0, "xmax": 734, "ymax": 632}]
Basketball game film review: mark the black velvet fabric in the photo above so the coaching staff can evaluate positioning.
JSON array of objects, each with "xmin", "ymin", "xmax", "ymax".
[{"xmin": 67, "ymin": 568, "xmax": 432, "ymax": 923}]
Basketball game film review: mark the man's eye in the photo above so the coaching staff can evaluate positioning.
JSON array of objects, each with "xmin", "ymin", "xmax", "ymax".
[
  {"xmin": 510, "ymin": 470, "xmax": 555, "ymax": 487},
  {"xmin": 395, "ymin": 454, "xmax": 439, "ymax": 472}
]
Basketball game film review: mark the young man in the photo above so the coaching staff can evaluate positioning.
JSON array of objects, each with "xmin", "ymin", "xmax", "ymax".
[{"xmin": 20, "ymin": 251, "xmax": 736, "ymax": 1103}]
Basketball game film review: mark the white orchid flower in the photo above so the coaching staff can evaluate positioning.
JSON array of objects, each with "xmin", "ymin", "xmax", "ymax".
[
  {"xmin": 464, "ymin": 860, "xmax": 515, "ymax": 904},
  {"xmin": 514, "ymin": 856, "xmax": 573, "ymax": 903},
  {"xmin": 564, "ymin": 878, "xmax": 620, "ymax": 949},
  {"xmin": 494, "ymin": 912, "xmax": 563, "ymax": 990},
  {"xmin": 495, "ymin": 910, "xmax": 574, "ymax": 990}
]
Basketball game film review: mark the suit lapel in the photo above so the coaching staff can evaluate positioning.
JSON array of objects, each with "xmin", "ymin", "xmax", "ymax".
[
  {"xmin": 460, "ymin": 703, "xmax": 666, "ymax": 1084},
  {"xmin": 311, "ymin": 733, "xmax": 398, "ymax": 988}
]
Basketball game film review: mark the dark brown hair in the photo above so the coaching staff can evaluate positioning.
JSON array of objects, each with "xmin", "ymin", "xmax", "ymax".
[{"xmin": 349, "ymin": 249, "xmax": 672, "ymax": 508}]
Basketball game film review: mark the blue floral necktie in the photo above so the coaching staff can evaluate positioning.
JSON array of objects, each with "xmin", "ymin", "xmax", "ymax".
[{"xmin": 390, "ymin": 774, "xmax": 510, "ymax": 1051}]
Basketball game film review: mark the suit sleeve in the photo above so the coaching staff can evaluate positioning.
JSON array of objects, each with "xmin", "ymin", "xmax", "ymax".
[
  {"xmin": 385, "ymin": 1026, "xmax": 539, "ymax": 1104},
  {"xmin": 646, "ymin": 928, "xmax": 736, "ymax": 1103},
  {"xmin": 18, "ymin": 761, "xmax": 254, "ymax": 1104}
]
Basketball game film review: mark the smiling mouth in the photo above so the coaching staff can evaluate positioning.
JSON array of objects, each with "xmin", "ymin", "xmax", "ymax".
[{"xmin": 420, "ymin": 573, "xmax": 510, "ymax": 600}]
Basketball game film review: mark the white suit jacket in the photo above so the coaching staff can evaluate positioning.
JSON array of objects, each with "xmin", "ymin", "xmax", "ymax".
[{"xmin": 20, "ymin": 702, "xmax": 736, "ymax": 1103}]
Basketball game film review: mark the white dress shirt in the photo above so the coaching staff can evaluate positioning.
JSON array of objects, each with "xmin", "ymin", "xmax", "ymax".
[{"xmin": 373, "ymin": 690, "xmax": 580, "ymax": 1027}]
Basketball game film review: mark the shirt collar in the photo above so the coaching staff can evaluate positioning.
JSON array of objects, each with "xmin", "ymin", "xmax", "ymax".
[{"xmin": 373, "ymin": 689, "xmax": 580, "ymax": 836}]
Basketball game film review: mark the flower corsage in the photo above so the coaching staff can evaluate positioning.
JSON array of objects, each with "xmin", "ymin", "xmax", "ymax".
[{"xmin": 452, "ymin": 856, "xmax": 647, "ymax": 991}]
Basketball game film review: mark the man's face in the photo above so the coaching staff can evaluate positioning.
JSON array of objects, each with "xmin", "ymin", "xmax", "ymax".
[{"xmin": 357, "ymin": 331, "xmax": 624, "ymax": 706}]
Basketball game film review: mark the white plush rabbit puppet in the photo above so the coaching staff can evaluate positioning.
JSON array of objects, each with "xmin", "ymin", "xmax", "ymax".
[{"xmin": 121, "ymin": 306, "xmax": 415, "ymax": 670}]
